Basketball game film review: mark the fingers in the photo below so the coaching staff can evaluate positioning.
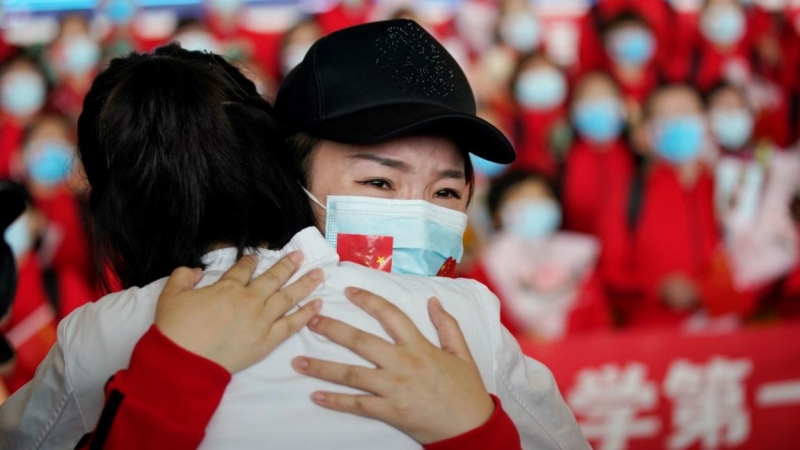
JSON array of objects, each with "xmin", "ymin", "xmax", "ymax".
[
  {"xmin": 262, "ymin": 268, "xmax": 324, "ymax": 324},
  {"xmin": 250, "ymin": 251, "xmax": 304, "ymax": 294},
  {"xmin": 307, "ymin": 315, "xmax": 394, "ymax": 365},
  {"xmin": 308, "ymin": 392, "xmax": 386, "ymax": 422},
  {"xmin": 268, "ymin": 299, "xmax": 322, "ymax": 343},
  {"xmin": 428, "ymin": 298, "xmax": 475, "ymax": 364},
  {"xmin": 292, "ymin": 356, "xmax": 386, "ymax": 394},
  {"xmin": 160, "ymin": 267, "xmax": 203, "ymax": 299},
  {"xmin": 218, "ymin": 254, "xmax": 259, "ymax": 285},
  {"xmin": 345, "ymin": 287, "xmax": 421, "ymax": 345}
]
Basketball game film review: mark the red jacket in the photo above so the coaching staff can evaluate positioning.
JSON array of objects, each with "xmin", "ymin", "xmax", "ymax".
[
  {"xmin": 513, "ymin": 108, "xmax": 567, "ymax": 178},
  {"xmin": 0, "ymin": 117, "xmax": 24, "ymax": 179},
  {"xmin": 562, "ymin": 139, "xmax": 634, "ymax": 236},
  {"xmin": 77, "ymin": 326, "xmax": 521, "ymax": 449},
  {"xmin": 0, "ymin": 255, "xmax": 58, "ymax": 393},
  {"xmin": 598, "ymin": 163, "xmax": 722, "ymax": 327}
]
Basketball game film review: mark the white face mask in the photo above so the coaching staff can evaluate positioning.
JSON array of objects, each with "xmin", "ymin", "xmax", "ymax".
[{"xmin": 305, "ymin": 189, "xmax": 468, "ymax": 277}]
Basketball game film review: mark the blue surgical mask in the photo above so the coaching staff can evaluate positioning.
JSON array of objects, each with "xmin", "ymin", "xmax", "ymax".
[
  {"xmin": 515, "ymin": 68, "xmax": 567, "ymax": 110},
  {"xmin": 311, "ymin": 193, "xmax": 468, "ymax": 277},
  {"xmin": 711, "ymin": 108, "xmax": 753, "ymax": 150},
  {"xmin": 499, "ymin": 14, "xmax": 541, "ymax": 53},
  {"xmin": 107, "ymin": 0, "xmax": 136, "ymax": 24},
  {"xmin": 471, "ymin": 154, "xmax": 507, "ymax": 179},
  {"xmin": 1, "ymin": 72, "xmax": 46, "ymax": 117},
  {"xmin": 501, "ymin": 199, "xmax": 561, "ymax": 241},
  {"xmin": 25, "ymin": 140, "xmax": 75, "ymax": 186},
  {"xmin": 572, "ymin": 98, "xmax": 625, "ymax": 144},
  {"xmin": 63, "ymin": 36, "xmax": 101, "ymax": 76},
  {"xmin": 4, "ymin": 213, "xmax": 32, "ymax": 261},
  {"xmin": 652, "ymin": 116, "xmax": 706, "ymax": 164},
  {"xmin": 607, "ymin": 28, "xmax": 655, "ymax": 66},
  {"xmin": 701, "ymin": 5, "xmax": 746, "ymax": 46}
]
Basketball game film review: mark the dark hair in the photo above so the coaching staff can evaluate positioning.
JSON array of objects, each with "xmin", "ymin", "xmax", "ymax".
[
  {"xmin": 487, "ymin": 169, "xmax": 556, "ymax": 229},
  {"xmin": 601, "ymin": 10, "xmax": 652, "ymax": 38},
  {"xmin": 705, "ymin": 81, "xmax": 748, "ymax": 108},
  {"xmin": 78, "ymin": 44, "xmax": 316, "ymax": 290},
  {"xmin": 642, "ymin": 82, "xmax": 704, "ymax": 122},
  {"xmin": 286, "ymin": 132, "xmax": 477, "ymax": 204}
]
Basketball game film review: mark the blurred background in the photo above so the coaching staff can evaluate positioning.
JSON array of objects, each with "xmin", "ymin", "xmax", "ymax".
[{"xmin": 1, "ymin": 0, "xmax": 799, "ymax": 448}]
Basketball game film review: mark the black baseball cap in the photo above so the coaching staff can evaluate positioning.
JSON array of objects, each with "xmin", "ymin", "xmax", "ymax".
[{"xmin": 274, "ymin": 19, "xmax": 516, "ymax": 164}]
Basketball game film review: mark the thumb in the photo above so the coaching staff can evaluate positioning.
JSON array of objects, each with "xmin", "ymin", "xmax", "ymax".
[
  {"xmin": 428, "ymin": 297, "xmax": 476, "ymax": 364},
  {"xmin": 160, "ymin": 267, "xmax": 204, "ymax": 299}
]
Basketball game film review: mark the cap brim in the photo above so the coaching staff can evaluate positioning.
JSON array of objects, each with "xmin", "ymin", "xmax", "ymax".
[{"xmin": 301, "ymin": 103, "xmax": 516, "ymax": 164}]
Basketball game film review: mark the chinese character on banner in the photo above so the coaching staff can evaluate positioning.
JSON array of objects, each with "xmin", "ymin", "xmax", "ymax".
[
  {"xmin": 567, "ymin": 363, "xmax": 661, "ymax": 450},
  {"xmin": 663, "ymin": 357, "xmax": 753, "ymax": 450}
]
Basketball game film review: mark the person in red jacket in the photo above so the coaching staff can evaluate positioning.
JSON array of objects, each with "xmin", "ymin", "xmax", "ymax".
[
  {"xmin": 0, "ymin": 184, "xmax": 58, "ymax": 394},
  {"xmin": 46, "ymin": 15, "xmax": 101, "ymax": 124},
  {"xmin": 600, "ymin": 10, "xmax": 660, "ymax": 113},
  {"xmin": 709, "ymin": 82, "xmax": 800, "ymax": 318},
  {"xmin": 575, "ymin": 0, "xmax": 671, "ymax": 76},
  {"xmin": 598, "ymin": 83, "xmax": 725, "ymax": 329},
  {"xmin": 0, "ymin": 56, "xmax": 48, "ymax": 180},
  {"xmin": 562, "ymin": 71, "xmax": 634, "ymax": 236},
  {"xmin": 509, "ymin": 52, "xmax": 570, "ymax": 177},
  {"xmin": 20, "ymin": 115, "xmax": 96, "ymax": 316},
  {"xmin": 77, "ymin": 256, "xmax": 521, "ymax": 450},
  {"xmin": 465, "ymin": 170, "xmax": 611, "ymax": 338},
  {"xmin": 693, "ymin": 0, "xmax": 753, "ymax": 92}
]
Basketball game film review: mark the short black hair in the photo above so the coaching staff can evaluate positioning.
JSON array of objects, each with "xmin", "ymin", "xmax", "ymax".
[
  {"xmin": 601, "ymin": 10, "xmax": 652, "ymax": 39},
  {"xmin": 78, "ymin": 44, "xmax": 316, "ymax": 290}
]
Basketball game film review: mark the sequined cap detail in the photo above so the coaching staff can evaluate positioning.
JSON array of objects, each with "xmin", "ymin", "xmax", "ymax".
[{"xmin": 374, "ymin": 22, "xmax": 455, "ymax": 98}]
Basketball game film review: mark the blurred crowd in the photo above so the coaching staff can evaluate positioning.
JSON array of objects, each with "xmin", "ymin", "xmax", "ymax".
[{"xmin": 1, "ymin": 0, "xmax": 800, "ymax": 393}]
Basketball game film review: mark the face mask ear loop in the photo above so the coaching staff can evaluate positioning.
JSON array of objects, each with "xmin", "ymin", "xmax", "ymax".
[{"xmin": 300, "ymin": 184, "xmax": 327, "ymax": 210}]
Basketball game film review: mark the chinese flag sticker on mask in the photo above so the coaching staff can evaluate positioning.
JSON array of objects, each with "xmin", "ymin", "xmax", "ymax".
[{"xmin": 337, "ymin": 234, "xmax": 394, "ymax": 272}]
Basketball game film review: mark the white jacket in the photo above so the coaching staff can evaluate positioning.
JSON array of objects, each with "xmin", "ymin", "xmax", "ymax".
[{"xmin": 0, "ymin": 227, "xmax": 588, "ymax": 450}]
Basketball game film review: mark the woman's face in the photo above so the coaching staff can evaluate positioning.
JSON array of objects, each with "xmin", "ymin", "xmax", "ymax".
[{"xmin": 308, "ymin": 135, "xmax": 469, "ymax": 226}]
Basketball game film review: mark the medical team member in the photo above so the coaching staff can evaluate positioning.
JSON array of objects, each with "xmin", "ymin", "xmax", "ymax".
[{"xmin": 1, "ymin": 21, "xmax": 588, "ymax": 450}]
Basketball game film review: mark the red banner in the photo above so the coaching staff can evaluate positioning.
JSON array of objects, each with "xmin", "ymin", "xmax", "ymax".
[{"xmin": 520, "ymin": 322, "xmax": 800, "ymax": 450}]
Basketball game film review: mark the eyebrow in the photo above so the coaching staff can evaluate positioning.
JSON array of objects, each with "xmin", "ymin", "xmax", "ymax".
[
  {"xmin": 437, "ymin": 169, "xmax": 466, "ymax": 181},
  {"xmin": 348, "ymin": 153, "xmax": 465, "ymax": 181},
  {"xmin": 349, "ymin": 153, "xmax": 412, "ymax": 171}
]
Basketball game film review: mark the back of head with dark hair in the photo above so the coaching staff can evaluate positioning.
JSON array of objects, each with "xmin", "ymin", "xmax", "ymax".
[{"xmin": 78, "ymin": 44, "xmax": 316, "ymax": 290}]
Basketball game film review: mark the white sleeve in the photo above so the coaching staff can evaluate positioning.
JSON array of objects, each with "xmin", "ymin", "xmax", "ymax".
[
  {"xmin": 0, "ymin": 318, "xmax": 90, "ymax": 450},
  {"xmin": 470, "ymin": 281, "xmax": 590, "ymax": 450}
]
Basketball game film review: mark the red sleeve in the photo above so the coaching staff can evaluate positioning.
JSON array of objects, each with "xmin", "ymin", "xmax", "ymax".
[
  {"xmin": 76, "ymin": 325, "xmax": 231, "ymax": 450},
  {"xmin": 423, "ymin": 395, "xmax": 521, "ymax": 450}
]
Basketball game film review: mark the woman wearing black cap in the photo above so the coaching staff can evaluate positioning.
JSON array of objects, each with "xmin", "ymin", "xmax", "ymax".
[
  {"xmin": 0, "ymin": 43, "xmax": 522, "ymax": 450},
  {"xmin": 1, "ymin": 21, "xmax": 587, "ymax": 450}
]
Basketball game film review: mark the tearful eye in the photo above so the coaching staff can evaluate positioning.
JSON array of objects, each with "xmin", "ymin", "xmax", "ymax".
[
  {"xmin": 435, "ymin": 189, "xmax": 462, "ymax": 200},
  {"xmin": 358, "ymin": 179, "xmax": 393, "ymax": 190}
]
